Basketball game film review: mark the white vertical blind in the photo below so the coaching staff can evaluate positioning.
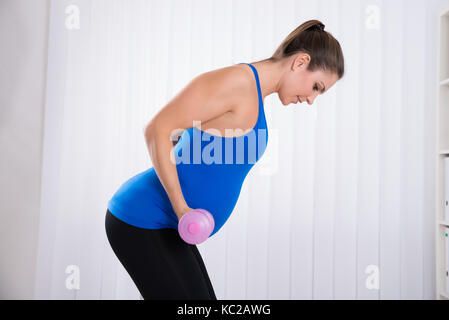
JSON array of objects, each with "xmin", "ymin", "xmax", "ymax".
[{"xmin": 35, "ymin": 0, "xmax": 444, "ymax": 299}]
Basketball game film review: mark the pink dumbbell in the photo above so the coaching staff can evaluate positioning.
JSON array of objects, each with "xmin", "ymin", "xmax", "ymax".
[{"xmin": 178, "ymin": 209, "xmax": 215, "ymax": 244}]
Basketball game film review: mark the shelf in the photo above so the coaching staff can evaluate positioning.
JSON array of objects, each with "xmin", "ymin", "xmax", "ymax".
[
  {"xmin": 439, "ymin": 220, "xmax": 449, "ymax": 226},
  {"xmin": 436, "ymin": 5, "xmax": 449, "ymax": 302}
]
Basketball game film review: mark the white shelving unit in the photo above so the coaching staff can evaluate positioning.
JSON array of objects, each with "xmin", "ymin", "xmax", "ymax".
[{"xmin": 436, "ymin": 2, "xmax": 449, "ymax": 301}]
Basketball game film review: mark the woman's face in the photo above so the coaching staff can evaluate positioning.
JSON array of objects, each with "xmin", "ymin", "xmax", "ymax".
[{"xmin": 278, "ymin": 54, "xmax": 339, "ymax": 106}]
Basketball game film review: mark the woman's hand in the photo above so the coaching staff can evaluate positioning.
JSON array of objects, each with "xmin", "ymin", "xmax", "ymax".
[{"xmin": 174, "ymin": 204, "xmax": 195, "ymax": 222}]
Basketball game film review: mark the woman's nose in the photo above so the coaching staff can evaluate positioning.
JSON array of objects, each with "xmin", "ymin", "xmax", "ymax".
[{"xmin": 307, "ymin": 93, "xmax": 319, "ymax": 104}]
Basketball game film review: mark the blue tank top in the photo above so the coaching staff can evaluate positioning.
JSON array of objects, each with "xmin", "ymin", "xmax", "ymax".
[{"xmin": 107, "ymin": 63, "xmax": 268, "ymax": 237}]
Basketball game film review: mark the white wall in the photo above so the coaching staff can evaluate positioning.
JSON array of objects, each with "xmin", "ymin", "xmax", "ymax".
[{"xmin": 0, "ymin": 0, "xmax": 50, "ymax": 299}]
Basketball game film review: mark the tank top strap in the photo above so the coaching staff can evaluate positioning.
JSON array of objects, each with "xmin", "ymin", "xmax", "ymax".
[
  {"xmin": 238, "ymin": 62, "xmax": 265, "ymax": 133},
  {"xmin": 238, "ymin": 63, "xmax": 263, "ymax": 108}
]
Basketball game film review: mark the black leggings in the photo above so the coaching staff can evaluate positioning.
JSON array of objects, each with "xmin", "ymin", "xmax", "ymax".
[{"xmin": 105, "ymin": 209, "xmax": 217, "ymax": 300}]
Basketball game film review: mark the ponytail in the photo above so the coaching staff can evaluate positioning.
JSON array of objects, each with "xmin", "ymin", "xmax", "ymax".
[{"xmin": 270, "ymin": 19, "xmax": 344, "ymax": 79}]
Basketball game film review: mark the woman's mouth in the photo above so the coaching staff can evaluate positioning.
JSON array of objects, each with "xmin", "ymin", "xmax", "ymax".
[{"xmin": 297, "ymin": 96, "xmax": 300, "ymax": 103}]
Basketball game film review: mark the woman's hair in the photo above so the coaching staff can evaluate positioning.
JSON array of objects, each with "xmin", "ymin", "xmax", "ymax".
[{"xmin": 270, "ymin": 19, "xmax": 344, "ymax": 79}]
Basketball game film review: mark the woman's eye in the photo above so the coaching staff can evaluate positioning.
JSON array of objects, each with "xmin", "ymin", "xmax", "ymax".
[{"xmin": 313, "ymin": 84, "xmax": 319, "ymax": 91}]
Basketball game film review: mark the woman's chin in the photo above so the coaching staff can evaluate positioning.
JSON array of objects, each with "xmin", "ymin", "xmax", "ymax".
[{"xmin": 278, "ymin": 94, "xmax": 287, "ymax": 106}]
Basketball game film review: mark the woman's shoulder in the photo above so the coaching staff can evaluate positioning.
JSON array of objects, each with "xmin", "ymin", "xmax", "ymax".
[
  {"xmin": 207, "ymin": 64, "xmax": 256, "ymax": 107},
  {"xmin": 203, "ymin": 64, "xmax": 254, "ymax": 93}
]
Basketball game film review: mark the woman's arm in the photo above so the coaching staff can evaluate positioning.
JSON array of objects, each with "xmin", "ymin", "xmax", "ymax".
[
  {"xmin": 143, "ymin": 66, "xmax": 248, "ymax": 220},
  {"xmin": 144, "ymin": 125, "xmax": 191, "ymax": 220}
]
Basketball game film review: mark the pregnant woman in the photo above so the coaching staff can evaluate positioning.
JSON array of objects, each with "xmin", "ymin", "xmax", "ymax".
[{"xmin": 105, "ymin": 19, "xmax": 344, "ymax": 300}]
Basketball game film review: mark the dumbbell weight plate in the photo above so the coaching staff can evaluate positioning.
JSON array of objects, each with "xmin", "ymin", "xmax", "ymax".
[
  {"xmin": 178, "ymin": 209, "xmax": 213, "ymax": 244},
  {"xmin": 193, "ymin": 208, "xmax": 215, "ymax": 233}
]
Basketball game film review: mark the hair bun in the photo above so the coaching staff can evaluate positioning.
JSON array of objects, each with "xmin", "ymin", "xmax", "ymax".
[{"xmin": 310, "ymin": 23, "xmax": 325, "ymax": 31}]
